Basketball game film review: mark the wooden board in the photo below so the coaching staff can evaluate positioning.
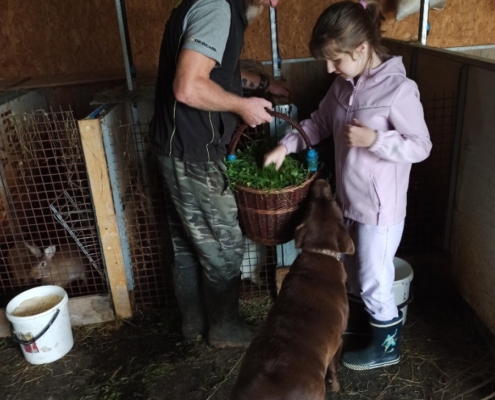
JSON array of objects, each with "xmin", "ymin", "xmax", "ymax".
[
  {"xmin": 0, "ymin": 294, "xmax": 115, "ymax": 337},
  {"xmin": 276, "ymin": 267, "xmax": 290, "ymax": 294},
  {"xmin": 78, "ymin": 115, "xmax": 133, "ymax": 319}
]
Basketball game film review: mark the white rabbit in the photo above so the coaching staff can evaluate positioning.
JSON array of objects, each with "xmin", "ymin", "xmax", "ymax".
[
  {"xmin": 240, "ymin": 238, "xmax": 266, "ymax": 285},
  {"xmin": 7, "ymin": 241, "xmax": 43, "ymax": 285},
  {"xmin": 28, "ymin": 243, "xmax": 87, "ymax": 288}
]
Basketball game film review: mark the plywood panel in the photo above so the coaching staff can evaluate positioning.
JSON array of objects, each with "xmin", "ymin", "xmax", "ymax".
[
  {"xmin": 1, "ymin": 0, "xmax": 494, "ymax": 82},
  {"xmin": 451, "ymin": 66, "xmax": 495, "ymax": 336}
]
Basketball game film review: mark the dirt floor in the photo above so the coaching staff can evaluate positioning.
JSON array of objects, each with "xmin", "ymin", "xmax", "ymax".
[{"xmin": 2, "ymin": 266, "xmax": 495, "ymax": 400}]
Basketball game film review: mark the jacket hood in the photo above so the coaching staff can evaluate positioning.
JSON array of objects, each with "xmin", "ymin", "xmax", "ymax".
[{"xmin": 347, "ymin": 56, "xmax": 406, "ymax": 85}]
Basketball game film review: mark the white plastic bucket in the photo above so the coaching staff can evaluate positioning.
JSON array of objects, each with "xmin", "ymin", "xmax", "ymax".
[
  {"xmin": 6, "ymin": 285, "xmax": 73, "ymax": 364},
  {"xmin": 392, "ymin": 257, "xmax": 414, "ymax": 324}
]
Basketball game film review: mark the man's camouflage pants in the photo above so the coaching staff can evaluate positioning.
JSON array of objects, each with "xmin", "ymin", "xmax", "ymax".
[{"xmin": 156, "ymin": 154, "xmax": 244, "ymax": 284}]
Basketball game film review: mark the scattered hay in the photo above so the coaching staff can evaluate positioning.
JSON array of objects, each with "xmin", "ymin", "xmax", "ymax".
[{"xmin": 239, "ymin": 295, "xmax": 272, "ymax": 326}]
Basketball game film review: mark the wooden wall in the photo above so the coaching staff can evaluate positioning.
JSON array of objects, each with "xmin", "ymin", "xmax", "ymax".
[
  {"xmin": 1, "ymin": 0, "xmax": 495, "ymax": 83},
  {"xmin": 450, "ymin": 65, "xmax": 495, "ymax": 336}
]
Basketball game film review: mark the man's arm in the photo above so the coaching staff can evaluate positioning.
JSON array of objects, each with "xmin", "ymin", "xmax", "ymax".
[
  {"xmin": 241, "ymin": 68, "xmax": 291, "ymax": 98},
  {"xmin": 174, "ymin": 49, "xmax": 274, "ymax": 127}
]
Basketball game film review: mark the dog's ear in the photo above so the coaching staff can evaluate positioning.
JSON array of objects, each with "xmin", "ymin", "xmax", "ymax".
[
  {"xmin": 338, "ymin": 227, "xmax": 355, "ymax": 255},
  {"xmin": 294, "ymin": 222, "xmax": 306, "ymax": 249}
]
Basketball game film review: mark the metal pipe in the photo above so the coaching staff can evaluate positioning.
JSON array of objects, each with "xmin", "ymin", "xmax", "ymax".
[
  {"xmin": 269, "ymin": 7, "xmax": 281, "ymax": 78},
  {"xmin": 114, "ymin": 0, "xmax": 135, "ymax": 91},
  {"xmin": 444, "ymin": 65, "xmax": 469, "ymax": 252},
  {"xmin": 418, "ymin": 0, "xmax": 430, "ymax": 45}
]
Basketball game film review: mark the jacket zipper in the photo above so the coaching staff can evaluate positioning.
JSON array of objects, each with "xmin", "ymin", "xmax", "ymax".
[
  {"xmin": 370, "ymin": 175, "xmax": 383, "ymax": 224},
  {"xmin": 341, "ymin": 80, "xmax": 360, "ymax": 214}
]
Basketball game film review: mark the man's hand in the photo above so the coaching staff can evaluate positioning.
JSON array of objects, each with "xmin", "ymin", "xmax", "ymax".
[
  {"xmin": 239, "ymin": 97, "xmax": 274, "ymax": 127},
  {"xmin": 345, "ymin": 119, "xmax": 377, "ymax": 148}
]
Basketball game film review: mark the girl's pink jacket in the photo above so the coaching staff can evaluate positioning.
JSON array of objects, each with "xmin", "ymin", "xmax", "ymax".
[{"xmin": 280, "ymin": 56, "xmax": 432, "ymax": 226}]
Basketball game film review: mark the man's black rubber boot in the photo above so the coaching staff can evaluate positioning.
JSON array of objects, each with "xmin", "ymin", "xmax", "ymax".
[
  {"xmin": 203, "ymin": 275, "xmax": 257, "ymax": 348},
  {"xmin": 341, "ymin": 310, "xmax": 403, "ymax": 370},
  {"xmin": 344, "ymin": 294, "xmax": 371, "ymax": 336},
  {"xmin": 173, "ymin": 266, "xmax": 206, "ymax": 341}
]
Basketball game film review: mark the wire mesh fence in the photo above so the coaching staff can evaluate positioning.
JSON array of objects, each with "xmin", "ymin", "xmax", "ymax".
[
  {"xmin": 108, "ymin": 119, "xmax": 279, "ymax": 309},
  {"xmin": 0, "ymin": 109, "xmax": 107, "ymax": 306},
  {"xmin": 398, "ymin": 92, "xmax": 456, "ymax": 257},
  {"xmin": 0, "ymin": 88, "xmax": 456, "ymax": 311}
]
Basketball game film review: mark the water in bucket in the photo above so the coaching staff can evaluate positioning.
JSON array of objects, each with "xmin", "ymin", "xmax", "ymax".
[{"xmin": 6, "ymin": 285, "xmax": 73, "ymax": 364}]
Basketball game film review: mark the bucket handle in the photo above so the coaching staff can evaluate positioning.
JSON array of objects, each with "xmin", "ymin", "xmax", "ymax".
[
  {"xmin": 397, "ymin": 280, "xmax": 415, "ymax": 310},
  {"xmin": 10, "ymin": 309, "xmax": 61, "ymax": 346}
]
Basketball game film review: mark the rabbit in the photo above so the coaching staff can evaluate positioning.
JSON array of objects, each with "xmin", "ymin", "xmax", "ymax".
[
  {"xmin": 7, "ymin": 241, "xmax": 43, "ymax": 286},
  {"xmin": 28, "ymin": 243, "xmax": 87, "ymax": 288},
  {"xmin": 240, "ymin": 238, "xmax": 266, "ymax": 285}
]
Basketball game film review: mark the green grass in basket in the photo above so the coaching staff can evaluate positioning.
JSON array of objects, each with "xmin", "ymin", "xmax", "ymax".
[{"xmin": 225, "ymin": 138, "xmax": 310, "ymax": 191}]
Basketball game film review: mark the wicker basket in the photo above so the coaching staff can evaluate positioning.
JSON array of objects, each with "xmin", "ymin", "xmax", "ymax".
[{"xmin": 227, "ymin": 110, "xmax": 317, "ymax": 246}]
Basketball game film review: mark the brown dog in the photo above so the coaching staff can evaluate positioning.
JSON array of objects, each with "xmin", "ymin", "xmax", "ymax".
[{"xmin": 230, "ymin": 179, "xmax": 355, "ymax": 400}]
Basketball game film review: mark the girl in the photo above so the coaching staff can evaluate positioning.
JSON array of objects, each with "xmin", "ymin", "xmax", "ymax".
[{"xmin": 264, "ymin": 0, "xmax": 432, "ymax": 370}]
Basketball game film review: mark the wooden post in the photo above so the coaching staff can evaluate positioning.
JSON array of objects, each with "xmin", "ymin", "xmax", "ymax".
[{"xmin": 78, "ymin": 118, "xmax": 133, "ymax": 319}]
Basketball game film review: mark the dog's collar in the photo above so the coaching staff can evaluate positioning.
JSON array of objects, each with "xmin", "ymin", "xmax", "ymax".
[{"xmin": 305, "ymin": 248, "xmax": 342, "ymax": 261}]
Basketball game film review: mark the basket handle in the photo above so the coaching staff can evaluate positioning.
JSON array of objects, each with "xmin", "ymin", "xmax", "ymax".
[{"xmin": 228, "ymin": 110, "xmax": 313, "ymax": 155}]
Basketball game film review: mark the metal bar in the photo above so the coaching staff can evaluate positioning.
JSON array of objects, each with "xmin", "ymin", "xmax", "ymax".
[
  {"xmin": 261, "ymin": 57, "xmax": 315, "ymax": 66},
  {"xmin": 418, "ymin": 0, "xmax": 430, "ymax": 45},
  {"xmin": 446, "ymin": 45, "xmax": 495, "ymax": 51},
  {"xmin": 114, "ymin": 0, "xmax": 135, "ymax": 91},
  {"xmin": 269, "ymin": 7, "xmax": 281, "ymax": 78},
  {"xmin": 444, "ymin": 65, "xmax": 469, "ymax": 252},
  {"xmin": 101, "ymin": 113, "xmax": 135, "ymax": 291}
]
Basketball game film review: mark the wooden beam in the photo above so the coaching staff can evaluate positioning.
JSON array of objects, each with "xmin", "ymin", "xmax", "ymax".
[
  {"xmin": 0, "ymin": 294, "xmax": 115, "ymax": 338},
  {"xmin": 276, "ymin": 267, "xmax": 290, "ymax": 294},
  {"xmin": 78, "ymin": 118, "xmax": 133, "ymax": 319}
]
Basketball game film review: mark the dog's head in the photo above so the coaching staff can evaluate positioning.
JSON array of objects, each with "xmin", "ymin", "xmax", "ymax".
[{"xmin": 294, "ymin": 179, "xmax": 355, "ymax": 255}]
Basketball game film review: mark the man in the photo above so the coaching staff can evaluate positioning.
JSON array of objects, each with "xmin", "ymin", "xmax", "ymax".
[{"xmin": 151, "ymin": 0, "xmax": 288, "ymax": 348}]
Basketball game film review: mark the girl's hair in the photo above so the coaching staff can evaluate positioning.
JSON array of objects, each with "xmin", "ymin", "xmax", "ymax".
[{"xmin": 310, "ymin": 0, "xmax": 387, "ymax": 61}]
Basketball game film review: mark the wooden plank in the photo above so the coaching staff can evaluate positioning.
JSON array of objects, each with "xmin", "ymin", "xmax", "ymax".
[
  {"xmin": 0, "ymin": 294, "xmax": 115, "ymax": 338},
  {"xmin": 276, "ymin": 267, "xmax": 290, "ymax": 294},
  {"xmin": 78, "ymin": 117, "xmax": 133, "ymax": 319},
  {"xmin": 0, "ymin": 308, "xmax": 8, "ymax": 337},
  {"xmin": 68, "ymin": 294, "xmax": 115, "ymax": 326}
]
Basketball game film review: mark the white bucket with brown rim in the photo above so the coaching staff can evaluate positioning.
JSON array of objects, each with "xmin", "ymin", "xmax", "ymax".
[{"xmin": 6, "ymin": 285, "xmax": 73, "ymax": 364}]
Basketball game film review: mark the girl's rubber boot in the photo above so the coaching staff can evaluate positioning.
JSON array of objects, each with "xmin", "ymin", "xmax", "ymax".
[
  {"xmin": 344, "ymin": 294, "xmax": 371, "ymax": 336},
  {"xmin": 341, "ymin": 310, "xmax": 403, "ymax": 370}
]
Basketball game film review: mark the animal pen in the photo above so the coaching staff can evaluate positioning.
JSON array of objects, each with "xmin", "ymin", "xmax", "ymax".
[
  {"xmin": 0, "ymin": 38, "xmax": 462, "ymax": 323},
  {"xmin": 0, "ymin": 36, "xmax": 495, "ymax": 338}
]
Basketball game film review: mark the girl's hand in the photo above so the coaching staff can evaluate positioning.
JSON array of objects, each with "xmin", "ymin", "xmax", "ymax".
[
  {"xmin": 263, "ymin": 144, "xmax": 288, "ymax": 171},
  {"xmin": 345, "ymin": 119, "xmax": 377, "ymax": 148}
]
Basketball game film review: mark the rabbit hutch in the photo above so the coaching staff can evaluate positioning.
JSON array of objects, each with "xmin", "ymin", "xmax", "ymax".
[{"xmin": 1, "ymin": 0, "xmax": 495, "ymax": 341}]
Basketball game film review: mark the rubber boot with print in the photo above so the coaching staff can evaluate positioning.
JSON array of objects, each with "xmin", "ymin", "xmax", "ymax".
[{"xmin": 341, "ymin": 310, "xmax": 403, "ymax": 370}]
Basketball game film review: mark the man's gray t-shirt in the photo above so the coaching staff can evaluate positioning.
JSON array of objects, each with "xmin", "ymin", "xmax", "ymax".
[{"xmin": 182, "ymin": 0, "xmax": 231, "ymax": 66}]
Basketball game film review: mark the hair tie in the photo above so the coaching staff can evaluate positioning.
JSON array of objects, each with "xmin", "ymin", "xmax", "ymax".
[{"xmin": 359, "ymin": 0, "xmax": 367, "ymax": 9}]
